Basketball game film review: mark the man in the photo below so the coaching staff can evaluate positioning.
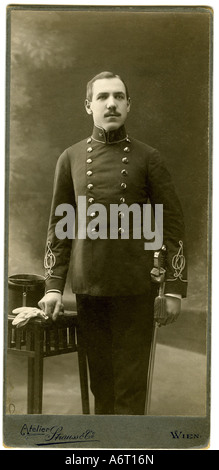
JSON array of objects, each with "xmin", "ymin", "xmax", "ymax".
[{"xmin": 39, "ymin": 71, "xmax": 187, "ymax": 415}]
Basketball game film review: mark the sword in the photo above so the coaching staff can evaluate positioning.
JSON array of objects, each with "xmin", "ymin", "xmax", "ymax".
[{"xmin": 145, "ymin": 245, "xmax": 166, "ymax": 415}]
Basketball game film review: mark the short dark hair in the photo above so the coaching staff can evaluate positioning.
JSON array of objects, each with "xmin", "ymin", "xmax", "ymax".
[{"xmin": 86, "ymin": 71, "xmax": 130, "ymax": 101}]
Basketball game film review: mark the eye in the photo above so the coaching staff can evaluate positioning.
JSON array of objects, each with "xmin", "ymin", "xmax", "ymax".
[
  {"xmin": 115, "ymin": 93, "xmax": 125, "ymax": 100},
  {"xmin": 97, "ymin": 94, "xmax": 108, "ymax": 100}
]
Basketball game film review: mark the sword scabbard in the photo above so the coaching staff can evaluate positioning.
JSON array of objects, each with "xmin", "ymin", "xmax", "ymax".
[{"xmin": 145, "ymin": 245, "xmax": 167, "ymax": 414}]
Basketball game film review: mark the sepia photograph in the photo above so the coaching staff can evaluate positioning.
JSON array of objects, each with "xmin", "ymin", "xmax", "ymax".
[{"xmin": 3, "ymin": 4, "xmax": 212, "ymax": 449}]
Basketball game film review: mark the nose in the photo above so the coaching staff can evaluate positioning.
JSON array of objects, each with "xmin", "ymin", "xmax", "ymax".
[{"xmin": 106, "ymin": 96, "xmax": 117, "ymax": 109}]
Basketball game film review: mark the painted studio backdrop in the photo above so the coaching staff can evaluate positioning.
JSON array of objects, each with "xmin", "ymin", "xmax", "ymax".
[{"xmin": 6, "ymin": 8, "xmax": 210, "ymax": 415}]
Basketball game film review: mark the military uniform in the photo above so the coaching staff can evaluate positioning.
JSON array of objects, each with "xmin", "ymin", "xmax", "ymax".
[{"xmin": 44, "ymin": 124, "xmax": 187, "ymax": 414}]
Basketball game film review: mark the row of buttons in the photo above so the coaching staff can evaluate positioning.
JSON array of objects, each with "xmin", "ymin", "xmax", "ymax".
[
  {"xmin": 86, "ymin": 169, "xmax": 129, "ymax": 178},
  {"xmin": 87, "ymin": 170, "xmax": 128, "ymax": 179},
  {"xmin": 86, "ymin": 138, "xmax": 131, "ymax": 234},
  {"xmin": 89, "ymin": 226, "xmax": 125, "ymax": 235},
  {"xmin": 89, "ymin": 210, "xmax": 125, "ymax": 218},
  {"xmin": 86, "ymin": 141, "xmax": 130, "ymax": 204},
  {"xmin": 87, "ymin": 146, "xmax": 130, "ymax": 154},
  {"xmin": 86, "ymin": 139, "xmax": 95, "ymax": 221}
]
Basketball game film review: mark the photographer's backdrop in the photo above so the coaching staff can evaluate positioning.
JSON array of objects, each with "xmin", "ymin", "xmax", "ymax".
[{"xmin": 7, "ymin": 7, "xmax": 210, "ymax": 318}]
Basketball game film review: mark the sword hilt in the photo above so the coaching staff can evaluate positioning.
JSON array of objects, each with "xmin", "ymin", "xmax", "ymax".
[
  {"xmin": 150, "ymin": 244, "xmax": 166, "ymax": 284},
  {"xmin": 151, "ymin": 245, "xmax": 167, "ymax": 324}
]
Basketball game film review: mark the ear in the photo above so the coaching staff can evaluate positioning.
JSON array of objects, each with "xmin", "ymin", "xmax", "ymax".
[
  {"xmin": 127, "ymin": 97, "xmax": 131, "ymax": 113},
  {"xmin": 85, "ymin": 99, "xmax": 93, "ymax": 115}
]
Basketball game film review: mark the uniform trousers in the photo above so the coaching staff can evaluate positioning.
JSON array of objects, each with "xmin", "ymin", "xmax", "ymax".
[{"xmin": 76, "ymin": 293, "xmax": 155, "ymax": 415}]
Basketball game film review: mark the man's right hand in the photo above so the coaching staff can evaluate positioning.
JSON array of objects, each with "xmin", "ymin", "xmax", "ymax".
[{"xmin": 38, "ymin": 292, "xmax": 64, "ymax": 321}]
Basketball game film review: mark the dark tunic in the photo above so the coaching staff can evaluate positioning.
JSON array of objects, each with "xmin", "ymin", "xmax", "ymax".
[{"xmin": 44, "ymin": 125, "xmax": 187, "ymax": 298}]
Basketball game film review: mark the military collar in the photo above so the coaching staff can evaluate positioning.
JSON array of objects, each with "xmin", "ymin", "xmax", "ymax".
[{"xmin": 91, "ymin": 125, "xmax": 128, "ymax": 144}]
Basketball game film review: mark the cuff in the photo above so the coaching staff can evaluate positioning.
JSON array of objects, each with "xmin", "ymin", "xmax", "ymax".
[
  {"xmin": 45, "ymin": 276, "xmax": 65, "ymax": 294},
  {"xmin": 165, "ymin": 293, "xmax": 182, "ymax": 299},
  {"xmin": 46, "ymin": 289, "xmax": 62, "ymax": 295},
  {"xmin": 164, "ymin": 279, "xmax": 187, "ymax": 298}
]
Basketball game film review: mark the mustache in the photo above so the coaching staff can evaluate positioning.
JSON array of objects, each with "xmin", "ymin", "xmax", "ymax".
[{"xmin": 104, "ymin": 111, "xmax": 121, "ymax": 117}]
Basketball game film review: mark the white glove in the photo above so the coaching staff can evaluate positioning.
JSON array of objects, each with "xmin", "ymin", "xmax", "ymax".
[{"xmin": 12, "ymin": 307, "xmax": 49, "ymax": 328}]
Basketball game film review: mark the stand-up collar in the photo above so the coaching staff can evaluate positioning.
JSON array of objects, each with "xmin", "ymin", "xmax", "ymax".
[{"xmin": 91, "ymin": 125, "xmax": 128, "ymax": 144}]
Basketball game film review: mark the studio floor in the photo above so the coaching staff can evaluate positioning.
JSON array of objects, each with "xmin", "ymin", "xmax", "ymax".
[{"xmin": 5, "ymin": 309, "xmax": 208, "ymax": 416}]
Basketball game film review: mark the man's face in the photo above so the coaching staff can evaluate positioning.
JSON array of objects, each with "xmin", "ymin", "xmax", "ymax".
[{"xmin": 85, "ymin": 78, "xmax": 131, "ymax": 132}]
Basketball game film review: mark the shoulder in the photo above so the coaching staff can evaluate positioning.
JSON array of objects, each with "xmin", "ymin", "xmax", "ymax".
[
  {"xmin": 130, "ymin": 138, "xmax": 172, "ymax": 177},
  {"xmin": 130, "ymin": 137, "xmax": 159, "ymax": 156},
  {"xmin": 130, "ymin": 137, "xmax": 161, "ymax": 170},
  {"xmin": 56, "ymin": 138, "xmax": 88, "ymax": 165},
  {"xmin": 63, "ymin": 138, "xmax": 87, "ymax": 155},
  {"xmin": 67, "ymin": 137, "xmax": 88, "ymax": 152}
]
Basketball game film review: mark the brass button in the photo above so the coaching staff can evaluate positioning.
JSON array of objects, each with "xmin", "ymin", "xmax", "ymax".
[
  {"xmin": 119, "ymin": 211, "xmax": 125, "ymax": 218},
  {"xmin": 126, "ymin": 137, "xmax": 131, "ymax": 143},
  {"xmin": 87, "ymin": 137, "xmax": 92, "ymax": 143},
  {"xmin": 87, "ymin": 147, "xmax": 93, "ymax": 153},
  {"xmin": 87, "ymin": 158, "xmax": 92, "ymax": 164},
  {"xmin": 120, "ymin": 197, "xmax": 125, "ymax": 203},
  {"xmin": 124, "ymin": 146, "xmax": 130, "ymax": 153},
  {"xmin": 90, "ymin": 212, "xmax": 96, "ymax": 218},
  {"xmin": 121, "ymin": 182, "xmax": 127, "ymax": 189},
  {"xmin": 118, "ymin": 227, "xmax": 125, "ymax": 234},
  {"xmin": 91, "ymin": 227, "xmax": 98, "ymax": 233},
  {"xmin": 87, "ymin": 183, "xmax": 93, "ymax": 190},
  {"xmin": 121, "ymin": 169, "xmax": 128, "ymax": 176},
  {"xmin": 87, "ymin": 170, "xmax": 93, "ymax": 176},
  {"xmin": 88, "ymin": 197, "xmax": 94, "ymax": 203},
  {"xmin": 122, "ymin": 157, "xmax": 129, "ymax": 164}
]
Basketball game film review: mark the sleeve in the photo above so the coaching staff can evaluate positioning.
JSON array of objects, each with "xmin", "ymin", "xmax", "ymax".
[
  {"xmin": 147, "ymin": 150, "xmax": 188, "ymax": 298},
  {"xmin": 44, "ymin": 149, "xmax": 76, "ymax": 294}
]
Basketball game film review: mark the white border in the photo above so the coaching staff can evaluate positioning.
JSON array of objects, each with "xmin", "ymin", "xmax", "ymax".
[{"xmin": 0, "ymin": 0, "xmax": 217, "ymax": 451}]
